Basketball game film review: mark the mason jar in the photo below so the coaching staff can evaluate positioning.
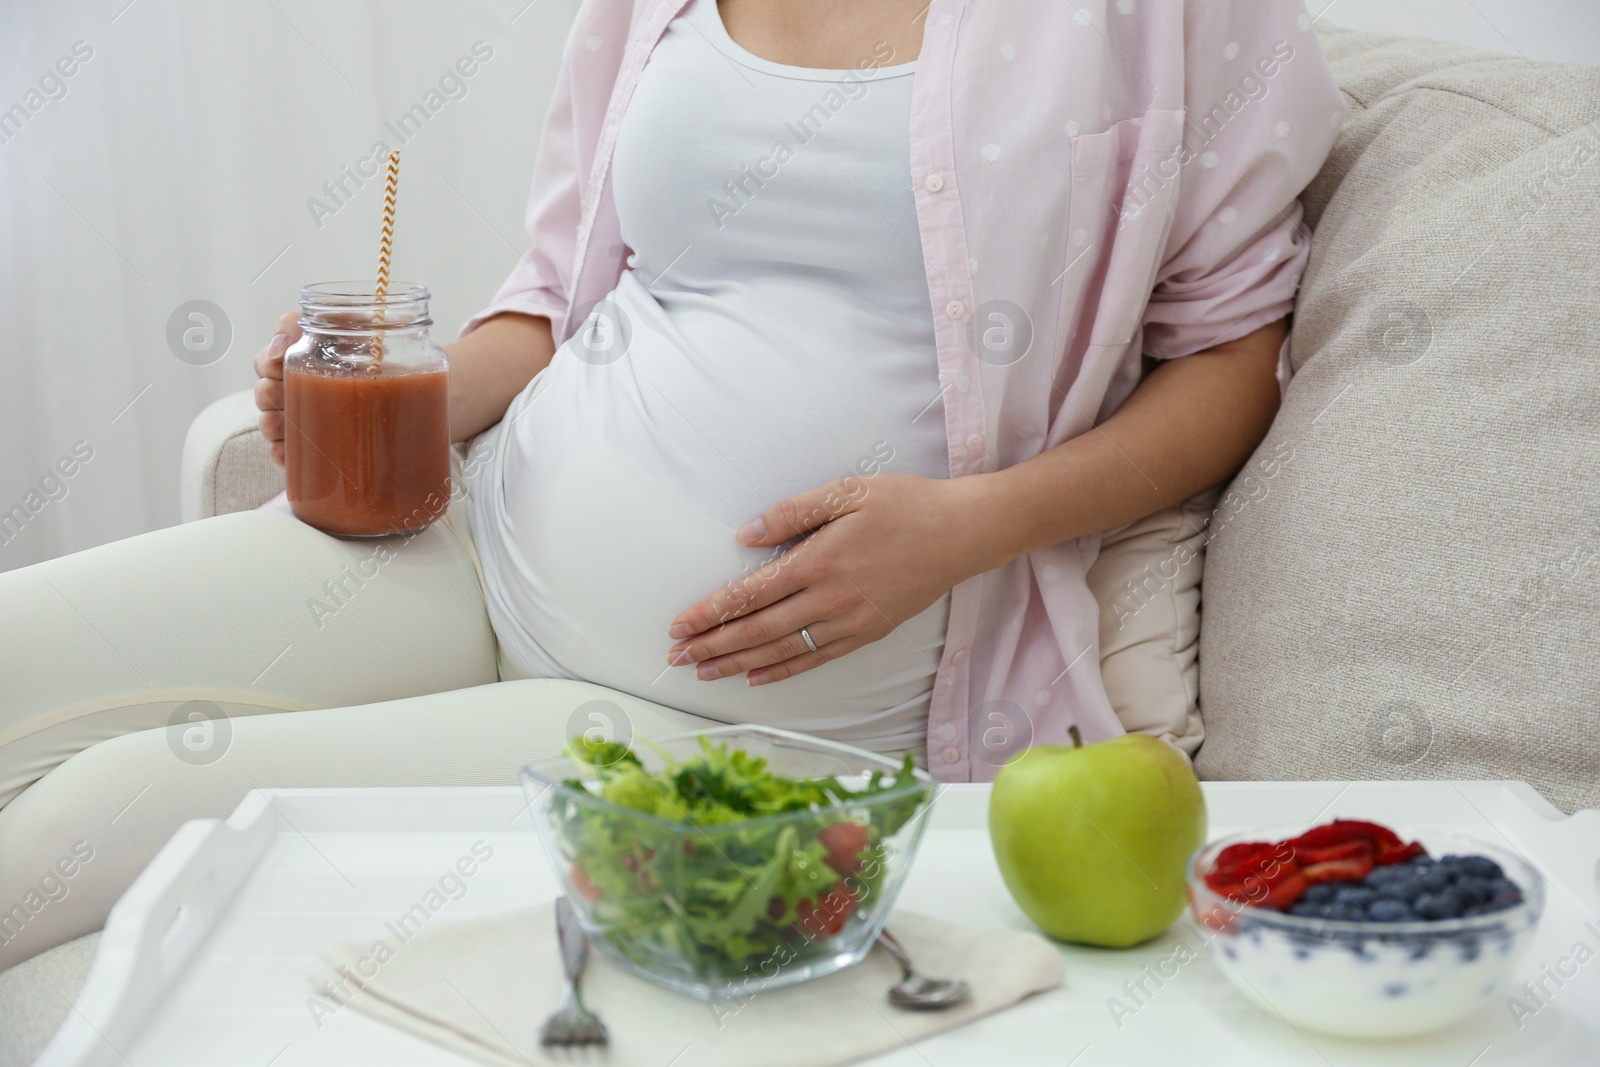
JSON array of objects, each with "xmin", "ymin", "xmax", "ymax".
[{"xmin": 283, "ymin": 282, "xmax": 451, "ymax": 537}]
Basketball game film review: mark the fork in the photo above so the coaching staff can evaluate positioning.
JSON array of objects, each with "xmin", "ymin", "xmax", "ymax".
[{"xmin": 539, "ymin": 896, "xmax": 609, "ymax": 1047}]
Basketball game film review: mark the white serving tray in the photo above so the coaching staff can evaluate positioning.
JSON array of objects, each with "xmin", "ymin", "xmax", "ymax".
[{"xmin": 37, "ymin": 781, "xmax": 1600, "ymax": 1066}]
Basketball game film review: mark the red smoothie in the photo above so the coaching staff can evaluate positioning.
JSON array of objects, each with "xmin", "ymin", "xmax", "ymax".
[{"xmin": 284, "ymin": 362, "xmax": 451, "ymax": 537}]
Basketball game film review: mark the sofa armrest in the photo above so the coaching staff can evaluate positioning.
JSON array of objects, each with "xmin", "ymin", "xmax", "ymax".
[{"xmin": 179, "ymin": 390, "xmax": 285, "ymax": 521}]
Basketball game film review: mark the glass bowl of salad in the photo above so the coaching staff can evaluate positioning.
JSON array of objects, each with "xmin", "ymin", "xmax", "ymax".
[{"xmin": 521, "ymin": 725, "xmax": 937, "ymax": 1000}]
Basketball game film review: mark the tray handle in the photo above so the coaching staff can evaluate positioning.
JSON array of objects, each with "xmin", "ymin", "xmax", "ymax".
[
  {"xmin": 37, "ymin": 795, "xmax": 282, "ymax": 1066},
  {"xmin": 158, "ymin": 868, "xmax": 219, "ymax": 978}
]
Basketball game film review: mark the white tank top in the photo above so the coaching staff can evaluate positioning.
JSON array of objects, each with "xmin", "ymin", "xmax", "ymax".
[
  {"xmin": 594, "ymin": 0, "xmax": 948, "ymax": 526},
  {"xmin": 466, "ymin": 0, "xmax": 950, "ymax": 757}
]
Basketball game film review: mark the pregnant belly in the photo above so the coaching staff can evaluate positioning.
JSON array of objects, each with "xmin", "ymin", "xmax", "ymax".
[{"xmin": 466, "ymin": 352, "xmax": 949, "ymax": 750}]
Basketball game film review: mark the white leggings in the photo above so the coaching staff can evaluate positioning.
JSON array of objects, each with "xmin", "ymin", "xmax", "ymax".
[
  {"xmin": 0, "ymin": 497, "xmax": 726, "ymax": 970},
  {"xmin": 0, "ymin": 482, "xmax": 1212, "ymax": 971}
]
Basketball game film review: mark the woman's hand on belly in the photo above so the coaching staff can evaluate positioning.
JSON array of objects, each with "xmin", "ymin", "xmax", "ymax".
[{"xmin": 665, "ymin": 472, "xmax": 1005, "ymax": 686}]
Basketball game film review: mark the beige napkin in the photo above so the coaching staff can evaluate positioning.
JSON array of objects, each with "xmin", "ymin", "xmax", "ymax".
[{"xmin": 308, "ymin": 904, "xmax": 1063, "ymax": 1067}]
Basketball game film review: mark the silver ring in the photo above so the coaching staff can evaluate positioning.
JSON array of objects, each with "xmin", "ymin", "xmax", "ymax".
[{"xmin": 799, "ymin": 627, "xmax": 818, "ymax": 653}]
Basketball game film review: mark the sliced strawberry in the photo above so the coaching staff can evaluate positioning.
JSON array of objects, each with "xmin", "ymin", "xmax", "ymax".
[
  {"xmin": 1207, "ymin": 849, "xmax": 1306, "ymax": 910},
  {"xmin": 1213, "ymin": 841, "xmax": 1278, "ymax": 875},
  {"xmin": 1301, "ymin": 855, "xmax": 1375, "ymax": 884},
  {"xmin": 1206, "ymin": 819, "xmax": 1411, "ymax": 913},
  {"xmin": 1258, "ymin": 867, "xmax": 1310, "ymax": 910},
  {"xmin": 1292, "ymin": 839, "xmax": 1373, "ymax": 866},
  {"xmin": 1374, "ymin": 840, "xmax": 1427, "ymax": 866},
  {"xmin": 1205, "ymin": 865, "xmax": 1269, "ymax": 898},
  {"xmin": 1287, "ymin": 819, "xmax": 1401, "ymax": 853}
]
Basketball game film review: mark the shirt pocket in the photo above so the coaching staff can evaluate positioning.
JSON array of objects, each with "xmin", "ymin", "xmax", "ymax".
[{"xmin": 1064, "ymin": 110, "xmax": 1186, "ymax": 349}]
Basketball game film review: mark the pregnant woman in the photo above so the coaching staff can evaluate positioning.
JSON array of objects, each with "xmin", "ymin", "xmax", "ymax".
[{"xmin": 0, "ymin": 0, "xmax": 1342, "ymax": 966}]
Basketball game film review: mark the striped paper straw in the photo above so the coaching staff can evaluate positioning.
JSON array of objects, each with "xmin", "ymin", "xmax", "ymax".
[{"xmin": 372, "ymin": 150, "xmax": 400, "ymax": 369}]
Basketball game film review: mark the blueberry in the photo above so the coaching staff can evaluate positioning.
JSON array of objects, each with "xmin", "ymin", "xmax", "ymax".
[
  {"xmin": 1454, "ymin": 877, "xmax": 1491, "ymax": 905},
  {"xmin": 1465, "ymin": 857, "xmax": 1504, "ymax": 883},
  {"xmin": 1290, "ymin": 901, "xmax": 1321, "ymax": 917},
  {"xmin": 1327, "ymin": 904, "xmax": 1365, "ymax": 922},
  {"xmin": 1415, "ymin": 894, "xmax": 1461, "ymax": 920},
  {"xmin": 1302, "ymin": 883, "xmax": 1339, "ymax": 906},
  {"xmin": 1409, "ymin": 855, "xmax": 1437, "ymax": 868},
  {"xmin": 1454, "ymin": 855, "xmax": 1505, "ymax": 881},
  {"xmin": 1416, "ymin": 870, "xmax": 1450, "ymax": 894},
  {"xmin": 1365, "ymin": 866, "xmax": 1407, "ymax": 886},
  {"xmin": 1334, "ymin": 886, "xmax": 1375, "ymax": 908},
  {"xmin": 1375, "ymin": 881, "xmax": 1415, "ymax": 902},
  {"xmin": 1368, "ymin": 899, "xmax": 1415, "ymax": 922}
]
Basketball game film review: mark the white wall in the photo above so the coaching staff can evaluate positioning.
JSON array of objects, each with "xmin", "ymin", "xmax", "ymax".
[
  {"xmin": 0, "ymin": 0, "xmax": 1595, "ymax": 572},
  {"xmin": 1311, "ymin": 0, "xmax": 1600, "ymax": 65}
]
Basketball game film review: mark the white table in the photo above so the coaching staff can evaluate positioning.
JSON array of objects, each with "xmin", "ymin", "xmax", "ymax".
[{"xmin": 37, "ymin": 780, "xmax": 1600, "ymax": 1066}]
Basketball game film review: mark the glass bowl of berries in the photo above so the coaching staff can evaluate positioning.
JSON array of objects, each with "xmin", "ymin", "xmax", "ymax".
[
  {"xmin": 1186, "ymin": 820, "xmax": 1545, "ymax": 1039},
  {"xmin": 522, "ymin": 725, "xmax": 935, "ymax": 1001}
]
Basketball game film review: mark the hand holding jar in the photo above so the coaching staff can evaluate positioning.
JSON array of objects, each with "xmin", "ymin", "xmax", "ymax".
[{"xmin": 255, "ymin": 282, "xmax": 451, "ymax": 538}]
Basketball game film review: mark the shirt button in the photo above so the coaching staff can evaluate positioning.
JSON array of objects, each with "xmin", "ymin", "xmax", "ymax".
[
  {"xmin": 966, "ymin": 433, "xmax": 985, "ymax": 454},
  {"xmin": 924, "ymin": 173, "xmax": 945, "ymax": 192},
  {"xmin": 946, "ymin": 301, "xmax": 965, "ymax": 319},
  {"xmin": 955, "ymin": 374, "xmax": 971, "ymax": 393},
  {"xmin": 1035, "ymin": 689, "xmax": 1052, "ymax": 708},
  {"xmin": 951, "ymin": 647, "xmax": 969, "ymax": 665},
  {"xmin": 942, "ymin": 747, "xmax": 961, "ymax": 764}
]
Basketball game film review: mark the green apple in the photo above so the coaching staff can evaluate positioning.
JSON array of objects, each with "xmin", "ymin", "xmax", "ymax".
[{"xmin": 989, "ymin": 727, "xmax": 1206, "ymax": 948}]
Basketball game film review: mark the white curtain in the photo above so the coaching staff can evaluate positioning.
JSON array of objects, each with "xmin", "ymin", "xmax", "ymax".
[
  {"xmin": 0, "ymin": 0, "xmax": 578, "ymax": 571},
  {"xmin": 0, "ymin": 0, "xmax": 1592, "ymax": 573}
]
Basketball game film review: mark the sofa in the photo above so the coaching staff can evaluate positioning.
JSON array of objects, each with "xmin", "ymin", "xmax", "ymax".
[
  {"xmin": 1195, "ymin": 26, "xmax": 1600, "ymax": 815},
  {"xmin": 3, "ymin": 23, "xmax": 1597, "ymax": 1067}
]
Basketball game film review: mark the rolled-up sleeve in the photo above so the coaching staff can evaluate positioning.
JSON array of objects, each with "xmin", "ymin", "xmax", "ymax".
[{"xmin": 1140, "ymin": 1, "xmax": 1346, "ymax": 370}]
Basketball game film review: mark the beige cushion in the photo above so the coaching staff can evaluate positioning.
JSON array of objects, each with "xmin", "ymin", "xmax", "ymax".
[
  {"xmin": 1088, "ymin": 488, "xmax": 1221, "ymax": 759},
  {"xmin": 0, "ymin": 931, "xmax": 98, "ymax": 1067},
  {"xmin": 180, "ymin": 390, "xmax": 284, "ymax": 521},
  {"xmin": 1197, "ymin": 26, "xmax": 1600, "ymax": 812}
]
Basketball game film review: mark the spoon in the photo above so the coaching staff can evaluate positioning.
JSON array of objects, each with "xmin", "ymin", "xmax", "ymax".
[{"xmin": 876, "ymin": 927, "xmax": 972, "ymax": 1010}]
